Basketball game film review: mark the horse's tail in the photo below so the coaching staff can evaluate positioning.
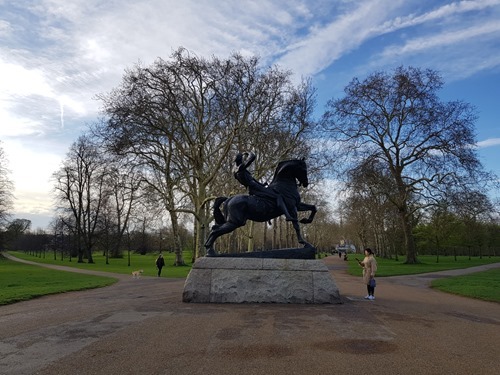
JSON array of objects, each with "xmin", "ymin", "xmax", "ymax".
[{"xmin": 213, "ymin": 196, "xmax": 228, "ymax": 225}]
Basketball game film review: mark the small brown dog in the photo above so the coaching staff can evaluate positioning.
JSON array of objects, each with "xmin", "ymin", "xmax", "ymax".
[{"xmin": 132, "ymin": 270, "xmax": 144, "ymax": 278}]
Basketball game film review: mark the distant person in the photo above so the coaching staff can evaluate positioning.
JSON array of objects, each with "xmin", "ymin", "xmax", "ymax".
[
  {"xmin": 155, "ymin": 253, "xmax": 165, "ymax": 277},
  {"xmin": 357, "ymin": 248, "xmax": 378, "ymax": 300}
]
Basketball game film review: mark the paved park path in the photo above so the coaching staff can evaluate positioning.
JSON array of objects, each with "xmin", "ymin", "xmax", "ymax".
[{"xmin": 1, "ymin": 253, "xmax": 499, "ymax": 375}]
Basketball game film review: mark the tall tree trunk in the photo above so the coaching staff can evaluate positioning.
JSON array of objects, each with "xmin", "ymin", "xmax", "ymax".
[
  {"xmin": 401, "ymin": 211, "xmax": 417, "ymax": 263},
  {"xmin": 194, "ymin": 216, "xmax": 208, "ymax": 260},
  {"xmin": 169, "ymin": 210, "xmax": 185, "ymax": 266},
  {"xmin": 77, "ymin": 227, "xmax": 84, "ymax": 263}
]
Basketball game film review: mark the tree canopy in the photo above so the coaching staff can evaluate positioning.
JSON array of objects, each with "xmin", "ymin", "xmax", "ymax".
[
  {"xmin": 46, "ymin": 56, "xmax": 498, "ymax": 261},
  {"xmin": 322, "ymin": 66, "xmax": 490, "ymax": 263},
  {"xmin": 0, "ymin": 143, "xmax": 14, "ymax": 230},
  {"xmin": 95, "ymin": 48, "xmax": 316, "ymax": 258}
]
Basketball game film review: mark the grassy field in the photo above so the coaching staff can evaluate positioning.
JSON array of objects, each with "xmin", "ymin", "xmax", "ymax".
[
  {"xmin": 431, "ymin": 269, "xmax": 500, "ymax": 303},
  {"xmin": 4, "ymin": 251, "xmax": 500, "ymax": 305},
  {"xmin": 343, "ymin": 254, "xmax": 500, "ymax": 303},
  {"xmin": 0, "ymin": 254, "xmax": 117, "ymax": 305},
  {"xmin": 8, "ymin": 250, "xmax": 194, "ymax": 278},
  {"xmin": 15, "ymin": 251, "xmax": 500, "ymax": 279},
  {"xmin": 345, "ymin": 254, "xmax": 500, "ymax": 277}
]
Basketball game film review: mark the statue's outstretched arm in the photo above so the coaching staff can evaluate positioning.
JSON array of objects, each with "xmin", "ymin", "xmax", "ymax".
[{"xmin": 241, "ymin": 152, "xmax": 256, "ymax": 169}]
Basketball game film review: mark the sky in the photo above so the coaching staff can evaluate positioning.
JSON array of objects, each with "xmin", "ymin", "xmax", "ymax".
[{"xmin": 1, "ymin": 0, "xmax": 500, "ymax": 230}]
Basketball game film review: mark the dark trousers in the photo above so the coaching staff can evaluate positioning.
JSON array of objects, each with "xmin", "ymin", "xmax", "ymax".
[
  {"xmin": 157, "ymin": 267, "xmax": 163, "ymax": 277},
  {"xmin": 367, "ymin": 284, "xmax": 375, "ymax": 296}
]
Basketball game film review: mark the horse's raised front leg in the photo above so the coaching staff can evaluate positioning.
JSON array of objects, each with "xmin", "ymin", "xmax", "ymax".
[{"xmin": 297, "ymin": 202, "xmax": 317, "ymax": 224}]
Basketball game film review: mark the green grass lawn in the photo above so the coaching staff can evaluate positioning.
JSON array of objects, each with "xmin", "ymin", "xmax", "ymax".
[
  {"xmin": 4, "ymin": 251, "xmax": 500, "ymax": 305},
  {"xmin": 345, "ymin": 255, "xmax": 500, "ymax": 277},
  {"xmin": 8, "ymin": 250, "xmax": 194, "ymax": 278},
  {"xmin": 0, "ymin": 254, "xmax": 117, "ymax": 305},
  {"xmin": 342, "ymin": 254, "xmax": 500, "ymax": 303},
  {"xmin": 431, "ymin": 269, "xmax": 500, "ymax": 303}
]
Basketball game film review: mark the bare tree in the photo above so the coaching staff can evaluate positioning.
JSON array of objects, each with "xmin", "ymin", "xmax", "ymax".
[
  {"xmin": 53, "ymin": 135, "xmax": 109, "ymax": 263},
  {"xmin": 323, "ymin": 66, "xmax": 488, "ymax": 263},
  {"xmin": 2, "ymin": 218, "xmax": 31, "ymax": 251},
  {"xmin": 96, "ymin": 48, "xmax": 316, "ymax": 259},
  {"xmin": 0, "ymin": 143, "xmax": 14, "ymax": 231},
  {"xmin": 7, "ymin": 218, "xmax": 31, "ymax": 233},
  {"xmin": 103, "ymin": 161, "xmax": 143, "ymax": 260},
  {"xmin": 343, "ymin": 159, "xmax": 403, "ymax": 257}
]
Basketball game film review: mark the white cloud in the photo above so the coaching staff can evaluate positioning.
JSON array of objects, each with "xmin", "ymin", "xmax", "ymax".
[
  {"xmin": 477, "ymin": 138, "xmax": 500, "ymax": 148},
  {"xmin": 2, "ymin": 140, "xmax": 61, "ymax": 216},
  {"xmin": 2, "ymin": 1, "xmax": 322, "ymax": 143},
  {"xmin": 276, "ymin": 0, "xmax": 404, "ymax": 77},
  {"xmin": 379, "ymin": 22, "xmax": 500, "ymax": 58},
  {"xmin": 364, "ymin": 19, "xmax": 500, "ymax": 83},
  {"xmin": 277, "ymin": 0, "xmax": 500, "ymax": 81},
  {"xmin": 0, "ymin": 55, "xmax": 96, "ymax": 137},
  {"xmin": 0, "ymin": 19, "xmax": 13, "ymax": 36},
  {"xmin": 1, "ymin": 0, "xmax": 500, "ymax": 228},
  {"xmin": 374, "ymin": 0, "xmax": 500, "ymax": 34},
  {"xmin": 0, "ymin": 108, "xmax": 45, "ymax": 138},
  {"xmin": 0, "ymin": 58, "xmax": 53, "ymax": 97}
]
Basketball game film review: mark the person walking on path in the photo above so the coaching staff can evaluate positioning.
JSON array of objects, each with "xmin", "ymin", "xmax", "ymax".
[
  {"xmin": 357, "ymin": 248, "xmax": 377, "ymax": 300},
  {"xmin": 155, "ymin": 253, "xmax": 165, "ymax": 277}
]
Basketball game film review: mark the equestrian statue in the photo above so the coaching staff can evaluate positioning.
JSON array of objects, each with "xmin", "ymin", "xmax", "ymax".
[{"xmin": 204, "ymin": 152, "xmax": 317, "ymax": 256}]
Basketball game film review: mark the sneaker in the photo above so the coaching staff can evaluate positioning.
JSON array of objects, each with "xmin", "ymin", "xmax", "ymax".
[
  {"xmin": 364, "ymin": 295, "xmax": 370, "ymax": 299},
  {"xmin": 368, "ymin": 295, "xmax": 375, "ymax": 300}
]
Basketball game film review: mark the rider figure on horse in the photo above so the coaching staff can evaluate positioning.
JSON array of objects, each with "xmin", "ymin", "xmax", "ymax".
[{"xmin": 234, "ymin": 152, "xmax": 296, "ymax": 222}]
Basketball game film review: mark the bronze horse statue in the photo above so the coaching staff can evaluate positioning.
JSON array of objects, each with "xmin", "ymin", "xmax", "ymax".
[{"xmin": 205, "ymin": 158, "xmax": 317, "ymax": 256}]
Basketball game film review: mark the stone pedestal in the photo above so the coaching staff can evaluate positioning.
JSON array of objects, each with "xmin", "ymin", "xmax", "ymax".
[{"xmin": 182, "ymin": 257, "xmax": 341, "ymax": 304}]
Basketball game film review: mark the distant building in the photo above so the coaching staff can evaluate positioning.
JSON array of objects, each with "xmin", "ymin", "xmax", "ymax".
[{"xmin": 336, "ymin": 243, "xmax": 356, "ymax": 253}]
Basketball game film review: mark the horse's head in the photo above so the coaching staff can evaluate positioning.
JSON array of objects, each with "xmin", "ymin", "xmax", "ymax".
[{"xmin": 273, "ymin": 158, "xmax": 309, "ymax": 187}]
